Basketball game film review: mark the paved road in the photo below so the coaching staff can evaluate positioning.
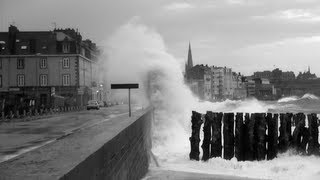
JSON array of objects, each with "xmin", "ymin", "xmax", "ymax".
[{"xmin": 0, "ymin": 104, "xmax": 141, "ymax": 163}]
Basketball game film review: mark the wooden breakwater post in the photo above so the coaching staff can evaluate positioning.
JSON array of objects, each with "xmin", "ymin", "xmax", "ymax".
[
  {"xmin": 267, "ymin": 113, "xmax": 278, "ymax": 160},
  {"xmin": 202, "ymin": 111, "xmax": 212, "ymax": 161},
  {"xmin": 189, "ymin": 111, "xmax": 320, "ymax": 162},
  {"xmin": 189, "ymin": 111, "xmax": 203, "ymax": 161},
  {"xmin": 307, "ymin": 113, "xmax": 319, "ymax": 155},
  {"xmin": 292, "ymin": 113, "xmax": 306, "ymax": 153},
  {"xmin": 235, "ymin": 113, "xmax": 245, "ymax": 161},
  {"xmin": 287, "ymin": 113, "xmax": 293, "ymax": 145},
  {"xmin": 211, "ymin": 112, "xmax": 222, "ymax": 158},
  {"xmin": 254, "ymin": 113, "xmax": 267, "ymax": 161},
  {"xmin": 223, "ymin": 113, "xmax": 234, "ymax": 160},
  {"xmin": 244, "ymin": 113, "xmax": 255, "ymax": 161},
  {"xmin": 279, "ymin": 113, "xmax": 292, "ymax": 152}
]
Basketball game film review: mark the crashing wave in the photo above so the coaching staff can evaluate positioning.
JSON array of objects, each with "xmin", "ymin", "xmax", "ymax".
[
  {"xmin": 105, "ymin": 20, "xmax": 320, "ymax": 180},
  {"xmin": 278, "ymin": 96, "xmax": 299, "ymax": 103},
  {"xmin": 301, "ymin": 93, "xmax": 319, "ymax": 100},
  {"xmin": 278, "ymin": 93, "xmax": 319, "ymax": 103}
]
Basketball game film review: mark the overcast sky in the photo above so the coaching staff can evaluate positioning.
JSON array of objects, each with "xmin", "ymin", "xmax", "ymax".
[{"xmin": 1, "ymin": 0, "xmax": 320, "ymax": 75}]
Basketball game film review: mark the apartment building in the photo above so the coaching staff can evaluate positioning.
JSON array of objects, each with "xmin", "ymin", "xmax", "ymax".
[{"xmin": 0, "ymin": 25, "xmax": 100, "ymax": 109}]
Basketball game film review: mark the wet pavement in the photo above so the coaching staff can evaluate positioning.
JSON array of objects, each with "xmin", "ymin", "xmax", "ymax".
[{"xmin": 0, "ymin": 104, "xmax": 141, "ymax": 163}]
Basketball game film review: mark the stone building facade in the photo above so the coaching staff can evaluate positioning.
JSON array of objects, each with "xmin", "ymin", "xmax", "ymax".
[{"xmin": 0, "ymin": 25, "xmax": 101, "ymax": 111}]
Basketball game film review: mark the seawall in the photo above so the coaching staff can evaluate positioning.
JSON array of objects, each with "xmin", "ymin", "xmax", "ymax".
[{"xmin": 0, "ymin": 108, "xmax": 153, "ymax": 180}]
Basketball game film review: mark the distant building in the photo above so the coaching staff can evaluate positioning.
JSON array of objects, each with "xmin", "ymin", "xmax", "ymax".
[
  {"xmin": 253, "ymin": 71, "xmax": 272, "ymax": 80},
  {"xmin": 244, "ymin": 77, "xmax": 256, "ymax": 97},
  {"xmin": 184, "ymin": 43, "xmax": 246, "ymax": 101},
  {"xmin": 204, "ymin": 70, "xmax": 212, "ymax": 100},
  {"xmin": 211, "ymin": 66, "xmax": 246, "ymax": 100},
  {"xmin": 297, "ymin": 66, "xmax": 317, "ymax": 80},
  {"xmin": 0, "ymin": 25, "xmax": 101, "ymax": 110},
  {"xmin": 211, "ymin": 66, "xmax": 233, "ymax": 99},
  {"xmin": 276, "ymin": 79, "xmax": 320, "ymax": 97},
  {"xmin": 253, "ymin": 68, "xmax": 295, "ymax": 83},
  {"xmin": 254, "ymin": 78, "xmax": 275, "ymax": 100},
  {"xmin": 185, "ymin": 43, "xmax": 212, "ymax": 100},
  {"xmin": 186, "ymin": 64, "xmax": 211, "ymax": 100},
  {"xmin": 185, "ymin": 42, "xmax": 193, "ymax": 74},
  {"xmin": 232, "ymin": 72, "xmax": 247, "ymax": 100},
  {"xmin": 211, "ymin": 67, "xmax": 224, "ymax": 99}
]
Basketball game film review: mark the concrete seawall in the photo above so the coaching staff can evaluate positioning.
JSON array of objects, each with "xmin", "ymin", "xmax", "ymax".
[{"xmin": 0, "ymin": 107, "xmax": 153, "ymax": 180}]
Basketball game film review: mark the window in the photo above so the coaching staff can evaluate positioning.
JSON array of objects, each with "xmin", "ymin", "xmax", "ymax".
[
  {"xmin": 21, "ymin": 45, "xmax": 27, "ymax": 50},
  {"xmin": 62, "ymin": 57, "xmax": 70, "ymax": 68},
  {"xmin": 40, "ymin": 74, "xmax": 48, "ymax": 86},
  {"xmin": 17, "ymin": 74, "xmax": 25, "ymax": 87},
  {"xmin": 63, "ymin": 43, "xmax": 70, "ymax": 53},
  {"xmin": 17, "ymin": 58, "xmax": 24, "ymax": 69},
  {"xmin": 0, "ymin": 75, "xmax": 2, "ymax": 88},
  {"xmin": 40, "ymin": 58, "xmax": 47, "ymax": 69},
  {"xmin": 0, "ymin": 41, "xmax": 5, "ymax": 52},
  {"xmin": 62, "ymin": 74, "xmax": 70, "ymax": 86}
]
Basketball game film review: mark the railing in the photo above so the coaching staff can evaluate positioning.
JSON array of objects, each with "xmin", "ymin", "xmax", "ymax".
[
  {"xmin": 0, "ymin": 106, "xmax": 86, "ymax": 122},
  {"xmin": 189, "ymin": 111, "xmax": 319, "ymax": 161}
]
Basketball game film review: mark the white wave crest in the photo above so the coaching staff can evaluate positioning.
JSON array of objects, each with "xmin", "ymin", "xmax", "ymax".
[
  {"xmin": 301, "ymin": 93, "xmax": 319, "ymax": 100},
  {"xmin": 278, "ymin": 93, "xmax": 319, "ymax": 103},
  {"xmin": 278, "ymin": 96, "xmax": 299, "ymax": 103}
]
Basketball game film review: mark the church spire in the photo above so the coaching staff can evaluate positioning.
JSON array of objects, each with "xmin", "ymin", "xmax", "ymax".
[
  {"xmin": 308, "ymin": 65, "xmax": 310, "ymax": 73},
  {"xmin": 186, "ymin": 42, "xmax": 193, "ymax": 72}
]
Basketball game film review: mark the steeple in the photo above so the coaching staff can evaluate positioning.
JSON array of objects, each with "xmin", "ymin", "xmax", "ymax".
[
  {"xmin": 308, "ymin": 65, "xmax": 310, "ymax": 73},
  {"xmin": 186, "ymin": 42, "xmax": 193, "ymax": 72}
]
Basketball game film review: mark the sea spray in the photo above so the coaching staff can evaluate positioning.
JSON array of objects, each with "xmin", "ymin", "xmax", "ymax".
[{"xmin": 101, "ymin": 19, "xmax": 320, "ymax": 180}]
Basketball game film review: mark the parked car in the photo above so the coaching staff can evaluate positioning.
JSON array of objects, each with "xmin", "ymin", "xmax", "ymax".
[
  {"xmin": 86, "ymin": 100, "xmax": 100, "ymax": 110},
  {"xmin": 103, "ymin": 101, "xmax": 108, "ymax": 107},
  {"xmin": 98, "ymin": 101, "xmax": 104, "ymax": 107}
]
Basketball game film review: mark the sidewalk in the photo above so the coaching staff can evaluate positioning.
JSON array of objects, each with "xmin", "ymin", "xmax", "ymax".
[
  {"xmin": 0, "ymin": 105, "xmax": 139, "ymax": 163},
  {"xmin": 0, "ymin": 107, "xmax": 147, "ymax": 180}
]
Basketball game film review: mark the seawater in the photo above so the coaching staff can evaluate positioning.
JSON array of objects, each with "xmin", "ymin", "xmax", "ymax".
[
  {"xmin": 152, "ymin": 97, "xmax": 320, "ymax": 180},
  {"xmin": 103, "ymin": 20, "xmax": 320, "ymax": 180}
]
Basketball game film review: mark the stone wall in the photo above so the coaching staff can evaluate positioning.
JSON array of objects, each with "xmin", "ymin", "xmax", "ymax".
[
  {"xmin": 61, "ymin": 109, "xmax": 152, "ymax": 180},
  {"xmin": 0, "ymin": 108, "xmax": 153, "ymax": 180}
]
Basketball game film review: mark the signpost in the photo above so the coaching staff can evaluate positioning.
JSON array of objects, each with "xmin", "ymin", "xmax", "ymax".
[{"xmin": 111, "ymin": 83, "xmax": 139, "ymax": 117}]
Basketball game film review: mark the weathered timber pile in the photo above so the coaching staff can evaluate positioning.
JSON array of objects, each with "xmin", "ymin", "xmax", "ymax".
[{"xmin": 189, "ymin": 111, "xmax": 320, "ymax": 161}]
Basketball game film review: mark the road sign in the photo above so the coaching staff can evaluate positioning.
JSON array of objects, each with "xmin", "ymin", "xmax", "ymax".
[
  {"xmin": 111, "ymin": 84, "xmax": 139, "ymax": 89},
  {"xmin": 111, "ymin": 83, "xmax": 139, "ymax": 117}
]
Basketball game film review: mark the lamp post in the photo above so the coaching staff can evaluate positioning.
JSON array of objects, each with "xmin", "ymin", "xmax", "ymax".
[{"xmin": 99, "ymin": 84, "xmax": 103, "ymax": 101}]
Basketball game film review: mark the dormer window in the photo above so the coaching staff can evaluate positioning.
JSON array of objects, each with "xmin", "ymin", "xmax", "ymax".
[{"xmin": 63, "ymin": 43, "xmax": 70, "ymax": 53}]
